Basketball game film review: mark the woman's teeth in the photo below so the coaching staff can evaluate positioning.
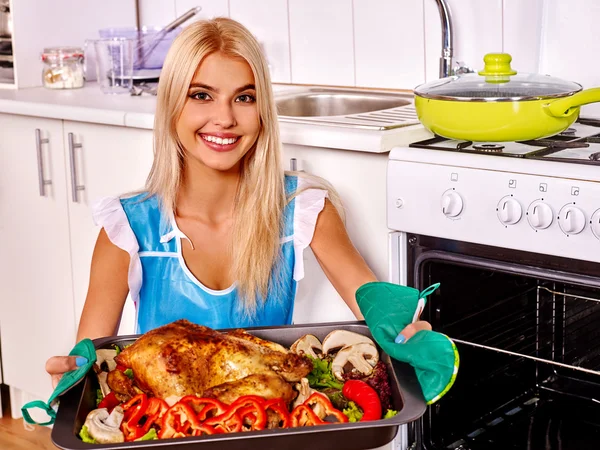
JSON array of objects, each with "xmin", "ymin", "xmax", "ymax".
[{"xmin": 202, "ymin": 135, "xmax": 239, "ymax": 145}]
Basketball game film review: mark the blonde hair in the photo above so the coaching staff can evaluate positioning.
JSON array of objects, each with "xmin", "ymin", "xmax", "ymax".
[{"xmin": 146, "ymin": 17, "xmax": 343, "ymax": 316}]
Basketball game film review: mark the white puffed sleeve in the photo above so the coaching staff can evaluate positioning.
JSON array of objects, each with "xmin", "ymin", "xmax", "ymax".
[
  {"xmin": 91, "ymin": 197, "xmax": 142, "ymax": 306},
  {"xmin": 292, "ymin": 178, "xmax": 329, "ymax": 281}
]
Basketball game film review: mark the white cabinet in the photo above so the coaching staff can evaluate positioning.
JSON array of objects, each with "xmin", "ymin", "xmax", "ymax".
[
  {"xmin": 64, "ymin": 122, "xmax": 153, "ymax": 336},
  {"xmin": 0, "ymin": 110, "xmax": 389, "ymax": 420},
  {"xmin": 0, "ymin": 114, "xmax": 75, "ymax": 408},
  {"xmin": 283, "ymin": 144, "xmax": 390, "ymax": 324},
  {"xmin": 0, "ymin": 115, "xmax": 153, "ymax": 419}
]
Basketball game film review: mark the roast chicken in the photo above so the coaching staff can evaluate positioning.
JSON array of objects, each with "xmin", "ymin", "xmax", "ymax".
[{"xmin": 109, "ymin": 319, "xmax": 312, "ymax": 404}]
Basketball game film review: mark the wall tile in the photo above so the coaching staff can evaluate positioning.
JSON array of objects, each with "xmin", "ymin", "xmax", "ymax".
[
  {"xmin": 503, "ymin": 0, "xmax": 543, "ymax": 74},
  {"xmin": 539, "ymin": 0, "xmax": 600, "ymax": 118},
  {"xmin": 175, "ymin": 0, "xmax": 229, "ymax": 21},
  {"xmin": 354, "ymin": 0, "xmax": 425, "ymax": 90},
  {"xmin": 138, "ymin": 0, "xmax": 177, "ymax": 27},
  {"xmin": 288, "ymin": 0, "xmax": 354, "ymax": 86},
  {"xmin": 230, "ymin": 0, "xmax": 291, "ymax": 83},
  {"xmin": 425, "ymin": 0, "xmax": 503, "ymax": 82}
]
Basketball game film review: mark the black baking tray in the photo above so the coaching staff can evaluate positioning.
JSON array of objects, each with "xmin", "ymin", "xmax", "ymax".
[{"xmin": 51, "ymin": 321, "xmax": 426, "ymax": 450}]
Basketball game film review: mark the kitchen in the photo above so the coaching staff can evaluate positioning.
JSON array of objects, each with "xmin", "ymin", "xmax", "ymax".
[{"xmin": 1, "ymin": 0, "xmax": 600, "ymax": 449}]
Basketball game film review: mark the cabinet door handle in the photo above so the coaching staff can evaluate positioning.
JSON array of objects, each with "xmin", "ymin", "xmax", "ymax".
[
  {"xmin": 35, "ymin": 129, "xmax": 52, "ymax": 196},
  {"xmin": 68, "ymin": 132, "xmax": 85, "ymax": 203}
]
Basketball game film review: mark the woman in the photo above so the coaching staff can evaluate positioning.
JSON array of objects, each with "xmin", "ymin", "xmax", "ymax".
[{"xmin": 46, "ymin": 18, "xmax": 430, "ymax": 386}]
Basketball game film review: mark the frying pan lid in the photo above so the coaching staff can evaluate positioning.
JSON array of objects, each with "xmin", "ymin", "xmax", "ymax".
[{"xmin": 414, "ymin": 53, "xmax": 582, "ymax": 101}]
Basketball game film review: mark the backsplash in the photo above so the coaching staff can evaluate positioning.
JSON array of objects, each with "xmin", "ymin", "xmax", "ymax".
[{"xmin": 138, "ymin": 0, "xmax": 546, "ymax": 90}]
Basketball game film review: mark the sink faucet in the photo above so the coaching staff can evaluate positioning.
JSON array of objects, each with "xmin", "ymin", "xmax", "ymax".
[{"xmin": 433, "ymin": 0, "xmax": 454, "ymax": 78}]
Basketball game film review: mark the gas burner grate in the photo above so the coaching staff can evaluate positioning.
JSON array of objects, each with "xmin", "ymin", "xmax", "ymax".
[
  {"xmin": 585, "ymin": 134, "xmax": 600, "ymax": 144},
  {"xmin": 472, "ymin": 143, "xmax": 505, "ymax": 152},
  {"xmin": 559, "ymin": 127, "xmax": 577, "ymax": 136},
  {"xmin": 519, "ymin": 139, "xmax": 590, "ymax": 149}
]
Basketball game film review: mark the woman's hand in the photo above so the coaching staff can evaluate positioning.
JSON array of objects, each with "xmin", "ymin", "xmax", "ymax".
[
  {"xmin": 45, "ymin": 355, "xmax": 87, "ymax": 389},
  {"xmin": 395, "ymin": 320, "xmax": 432, "ymax": 344}
]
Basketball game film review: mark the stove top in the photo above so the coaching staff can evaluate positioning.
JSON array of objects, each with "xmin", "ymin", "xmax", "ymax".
[{"xmin": 409, "ymin": 119, "xmax": 600, "ymax": 165}]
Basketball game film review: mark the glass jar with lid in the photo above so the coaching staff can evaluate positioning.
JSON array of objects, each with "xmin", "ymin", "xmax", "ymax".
[{"xmin": 41, "ymin": 47, "xmax": 85, "ymax": 89}]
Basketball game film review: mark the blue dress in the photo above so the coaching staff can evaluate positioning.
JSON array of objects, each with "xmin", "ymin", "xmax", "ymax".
[{"xmin": 92, "ymin": 175, "xmax": 328, "ymax": 334}]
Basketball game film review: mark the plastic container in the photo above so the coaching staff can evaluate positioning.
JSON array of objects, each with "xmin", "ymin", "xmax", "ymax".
[
  {"xmin": 51, "ymin": 321, "xmax": 427, "ymax": 450},
  {"xmin": 91, "ymin": 38, "xmax": 134, "ymax": 95},
  {"xmin": 41, "ymin": 47, "xmax": 85, "ymax": 89},
  {"xmin": 98, "ymin": 26, "xmax": 182, "ymax": 70}
]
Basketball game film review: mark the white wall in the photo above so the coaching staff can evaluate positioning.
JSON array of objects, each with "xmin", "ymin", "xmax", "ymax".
[
  {"xmin": 11, "ymin": 0, "xmax": 600, "ymax": 118},
  {"xmin": 11, "ymin": 0, "xmax": 136, "ymax": 88},
  {"xmin": 138, "ymin": 0, "xmax": 550, "ymax": 90}
]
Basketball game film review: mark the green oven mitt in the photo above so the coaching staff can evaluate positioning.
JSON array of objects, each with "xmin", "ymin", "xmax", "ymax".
[
  {"xmin": 356, "ymin": 281, "xmax": 459, "ymax": 404},
  {"xmin": 21, "ymin": 339, "xmax": 97, "ymax": 426}
]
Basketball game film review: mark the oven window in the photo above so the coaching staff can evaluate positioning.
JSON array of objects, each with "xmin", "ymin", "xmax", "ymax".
[{"xmin": 417, "ymin": 257, "xmax": 600, "ymax": 450}]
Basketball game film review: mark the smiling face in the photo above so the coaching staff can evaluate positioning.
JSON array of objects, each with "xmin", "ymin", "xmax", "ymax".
[{"xmin": 176, "ymin": 52, "xmax": 260, "ymax": 173}]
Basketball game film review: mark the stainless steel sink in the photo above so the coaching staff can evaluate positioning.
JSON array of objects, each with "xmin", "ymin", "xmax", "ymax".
[
  {"xmin": 276, "ymin": 88, "xmax": 411, "ymax": 117},
  {"xmin": 274, "ymin": 87, "xmax": 420, "ymax": 130}
]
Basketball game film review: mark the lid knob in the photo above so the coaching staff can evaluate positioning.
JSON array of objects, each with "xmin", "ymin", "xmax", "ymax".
[{"xmin": 478, "ymin": 53, "xmax": 517, "ymax": 77}]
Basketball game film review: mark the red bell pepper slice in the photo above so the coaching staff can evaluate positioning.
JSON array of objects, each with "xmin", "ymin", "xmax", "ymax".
[
  {"xmin": 303, "ymin": 392, "xmax": 349, "ymax": 424},
  {"xmin": 237, "ymin": 405, "xmax": 268, "ymax": 431},
  {"xmin": 227, "ymin": 396, "xmax": 267, "ymax": 431},
  {"xmin": 121, "ymin": 394, "xmax": 149, "ymax": 441},
  {"xmin": 179, "ymin": 395, "xmax": 228, "ymax": 421},
  {"xmin": 203, "ymin": 409, "xmax": 243, "ymax": 434},
  {"xmin": 97, "ymin": 391, "xmax": 120, "ymax": 413},
  {"xmin": 159, "ymin": 401, "xmax": 208, "ymax": 439},
  {"xmin": 263, "ymin": 398, "xmax": 290, "ymax": 429},
  {"xmin": 290, "ymin": 404, "xmax": 325, "ymax": 427},
  {"xmin": 342, "ymin": 380, "xmax": 382, "ymax": 421},
  {"xmin": 142, "ymin": 397, "xmax": 169, "ymax": 433}
]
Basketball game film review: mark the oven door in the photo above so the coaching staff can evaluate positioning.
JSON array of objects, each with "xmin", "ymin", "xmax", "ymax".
[{"xmin": 398, "ymin": 233, "xmax": 600, "ymax": 450}]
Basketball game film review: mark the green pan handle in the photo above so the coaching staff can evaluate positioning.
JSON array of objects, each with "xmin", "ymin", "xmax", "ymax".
[{"xmin": 547, "ymin": 87, "xmax": 600, "ymax": 117}]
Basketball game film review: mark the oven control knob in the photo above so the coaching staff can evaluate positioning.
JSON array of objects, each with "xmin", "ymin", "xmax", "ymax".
[
  {"xmin": 527, "ymin": 201, "xmax": 554, "ymax": 230},
  {"xmin": 591, "ymin": 210, "xmax": 600, "ymax": 239},
  {"xmin": 441, "ymin": 190, "xmax": 464, "ymax": 218},
  {"xmin": 558, "ymin": 205, "xmax": 586, "ymax": 235},
  {"xmin": 497, "ymin": 197, "xmax": 522, "ymax": 225}
]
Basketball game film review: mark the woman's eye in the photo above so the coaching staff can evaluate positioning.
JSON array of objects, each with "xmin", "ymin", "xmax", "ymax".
[
  {"xmin": 236, "ymin": 94, "xmax": 256, "ymax": 103},
  {"xmin": 190, "ymin": 92, "xmax": 211, "ymax": 101}
]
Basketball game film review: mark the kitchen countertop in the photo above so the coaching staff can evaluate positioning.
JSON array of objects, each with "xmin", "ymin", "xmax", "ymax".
[{"xmin": 0, "ymin": 83, "xmax": 432, "ymax": 153}]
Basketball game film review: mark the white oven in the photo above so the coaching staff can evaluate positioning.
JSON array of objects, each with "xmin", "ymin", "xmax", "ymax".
[{"xmin": 386, "ymin": 120, "xmax": 600, "ymax": 449}]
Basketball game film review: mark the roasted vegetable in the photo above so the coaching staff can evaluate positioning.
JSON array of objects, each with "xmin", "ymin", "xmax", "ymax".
[
  {"xmin": 306, "ymin": 356, "xmax": 344, "ymax": 390},
  {"xmin": 343, "ymin": 360, "xmax": 393, "ymax": 411},
  {"xmin": 342, "ymin": 401, "xmax": 364, "ymax": 422},
  {"xmin": 160, "ymin": 401, "xmax": 213, "ymax": 438},
  {"xmin": 97, "ymin": 391, "xmax": 120, "ymax": 412},
  {"xmin": 303, "ymin": 392, "xmax": 348, "ymax": 424},
  {"xmin": 79, "ymin": 425, "xmax": 96, "ymax": 443},
  {"xmin": 264, "ymin": 398, "xmax": 290, "ymax": 428},
  {"xmin": 342, "ymin": 380, "xmax": 382, "ymax": 422}
]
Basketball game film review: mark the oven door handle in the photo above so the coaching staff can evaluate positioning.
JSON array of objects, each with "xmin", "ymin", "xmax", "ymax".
[{"xmin": 414, "ymin": 250, "xmax": 600, "ymax": 289}]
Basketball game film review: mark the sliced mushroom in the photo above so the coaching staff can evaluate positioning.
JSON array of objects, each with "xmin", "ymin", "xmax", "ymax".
[
  {"xmin": 293, "ymin": 378, "xmax": 327, "ymax": 419},
  {"xmin": 97, "ymin": 371, "xmax": 111, "ymax": 397},
  {"xmin": 321, "ymin": 330, "xmax": 375, "ymax": 355},
  {"xmin": 290, "ymin": 334, "xmax": 322, "ymax": 359},
  {"xmin": 84, "ymin": 406, "xmax": 125, "ymax": 444},
  {"xmin": 95, "ymin": 349, "xmax": 118, "ymax": 372},
  {"xmin": 331, "ymin": 342, "xmax": 379, "ymax": 381}
]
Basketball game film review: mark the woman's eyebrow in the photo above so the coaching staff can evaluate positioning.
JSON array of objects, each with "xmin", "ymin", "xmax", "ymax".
[
  {"xmin": 235, "ymin": 84, "xmax": 256, "ymax": 93},
  {"xmin": 189, "ymin": 82, "xmax": 216, "ymax": 91},
  {"xmin": 188, "ymin": 83, "xmax": 256, "ymax": 93}
]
